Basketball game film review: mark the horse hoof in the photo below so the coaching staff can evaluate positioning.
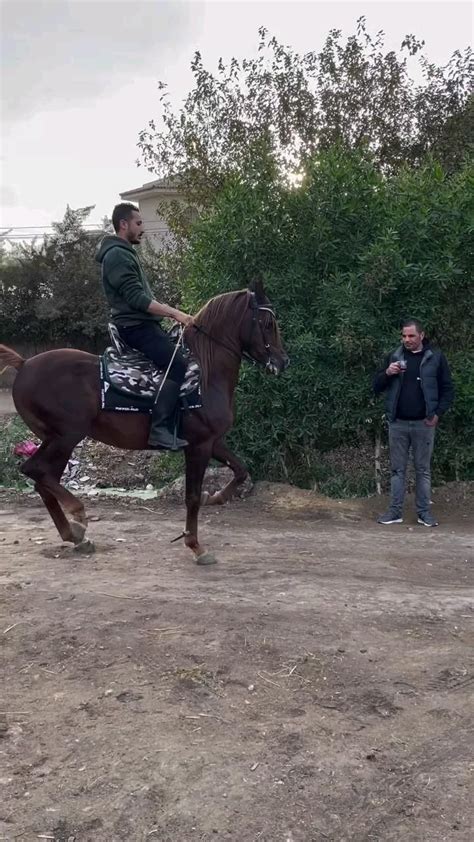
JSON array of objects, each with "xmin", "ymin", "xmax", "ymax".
[
  {"xmin": 70, "ymin": 520, "xmax": 86, "ymax": 544},
  {"xmin": 196, "ymin": 552, "xmax": 217, "ymax": 566},
  {"xmin": 74, "ymin": 539, "xmax": 95, "ymax": 555}
]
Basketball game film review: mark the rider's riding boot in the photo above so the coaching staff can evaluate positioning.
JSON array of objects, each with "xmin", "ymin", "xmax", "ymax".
[{"xmin": 148, "ymin": 380, "xmax": 188, "ymax": 451}]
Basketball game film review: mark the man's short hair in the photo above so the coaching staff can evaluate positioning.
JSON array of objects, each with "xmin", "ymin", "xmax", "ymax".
[
  {"xmin": 401, "ymin": 317, "xmax": 424, "ymax": 334},
  {"xmin": 112, "ymin": 202, "xmax": 139, "ymax": 233}
]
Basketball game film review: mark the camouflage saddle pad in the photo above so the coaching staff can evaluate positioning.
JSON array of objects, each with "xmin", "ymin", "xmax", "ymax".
[{"xmin": 100, "ymin": 323, "xmax": 202, "ymax": 413}]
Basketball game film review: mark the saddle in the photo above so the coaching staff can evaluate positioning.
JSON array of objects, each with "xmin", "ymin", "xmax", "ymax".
[{"xmin": 100, "ymin": 323, "xmax": 202, "ymax": 413}]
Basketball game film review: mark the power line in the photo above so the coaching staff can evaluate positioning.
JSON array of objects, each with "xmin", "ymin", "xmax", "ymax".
[
  {"xmin": 2, "ymin": 232, "xmax": 171, "ymax": 240},
  {"xmin": 1, "ymin": 224, "xmax": 105, "ymax": 230},
  {"xmin": 1, "ymin": 226, "xmax": 170, "ymax": 233},
  {"xmin": 2, "ymin": 230, "xmax": 171, "ymax": 234}
]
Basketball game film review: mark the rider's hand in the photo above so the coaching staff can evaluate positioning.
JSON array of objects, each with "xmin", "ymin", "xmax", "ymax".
[
  {"xmin": 180, "ymin": 314, "xmax": 194, "ymax": 328},
  {"xmin": 424, "ymin": 414, "xmax": 439, "ymax": 427},
  {"xmin": 386, "ymin": 362, "xmax": 402, "ymax": 376}
]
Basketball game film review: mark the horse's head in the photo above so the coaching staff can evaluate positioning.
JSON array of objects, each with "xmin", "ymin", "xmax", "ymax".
[
  {"xmin": 241, "ymin": 279, "xmax": 289, "ymax": 375},
  {"xmin": 190, "ymin": 283, "xmax": 289, "ymax": 384}
]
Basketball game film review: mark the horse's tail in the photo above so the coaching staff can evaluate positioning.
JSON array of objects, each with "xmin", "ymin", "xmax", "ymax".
[{"xmin": 0, "ymin": 344, "xmax": 25, "ymax": 373}]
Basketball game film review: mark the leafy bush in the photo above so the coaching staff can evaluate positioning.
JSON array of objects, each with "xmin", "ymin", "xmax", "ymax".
[
  {"xmin": 0, "ymin": 416, "xmax": 34, "ymax": 488},
  {"xmin": 182, "ymin": 149, "xmax": 473, "ymax": 490}
]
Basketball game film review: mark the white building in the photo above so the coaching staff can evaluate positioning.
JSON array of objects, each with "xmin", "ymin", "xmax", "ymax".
[{"xmin": 119, "ymin": 178, "xmax": 183, "ymax": 249}]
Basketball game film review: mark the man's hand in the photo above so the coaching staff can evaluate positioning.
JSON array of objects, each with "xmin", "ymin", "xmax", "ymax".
[
  {"xmin": 179, "ymin": 313, "xmax": 194, "ymax": 328},
  {"xmin": 424, "ymin": 414, "xmax": 439, "ymax": 427},
  {"xmin": 386, "ymin": 362, "xmax": 402, "ymax": 376},
  {"xmin": 147, "ymin": 300, "xmax": 194, "ymax": 326}
]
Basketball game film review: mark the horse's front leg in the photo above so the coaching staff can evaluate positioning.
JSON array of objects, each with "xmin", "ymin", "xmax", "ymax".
[
  {"xmin": 184, "ymin": 443, "xmax": 217, "ymax": 565},
  {"xmin": 201, "ymin": 438, "xmax": 250, "ymax": 506}
]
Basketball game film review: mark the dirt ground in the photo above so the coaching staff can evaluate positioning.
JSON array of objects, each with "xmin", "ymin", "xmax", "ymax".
[{"xmin": 0, "ymin": 485, "xmax": 473, "ymax": 842}]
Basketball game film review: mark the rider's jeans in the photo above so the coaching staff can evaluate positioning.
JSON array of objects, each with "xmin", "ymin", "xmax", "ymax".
[{"xmin": 117, "ymin": 322, "xmax": 187, "ymax": 386}]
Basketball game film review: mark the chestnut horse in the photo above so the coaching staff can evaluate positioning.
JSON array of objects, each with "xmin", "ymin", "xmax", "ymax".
[{"xmin": 0, "ymin": 281, "xmax": 288, "ymax": 564}]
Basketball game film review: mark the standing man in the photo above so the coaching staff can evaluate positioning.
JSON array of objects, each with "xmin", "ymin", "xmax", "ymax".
[
  {"xmin": 373, "ymin": 318, "xmax": 454, "ymax": 526},
  {"xmin": 97, "ymin": 203, "xmax": 193, "ymax": 450}
]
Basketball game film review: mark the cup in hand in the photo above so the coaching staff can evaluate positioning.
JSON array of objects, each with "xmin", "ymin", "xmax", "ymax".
[{"xmin": 399, "ymin": 360, "xmax": 407, "ymax": 371}]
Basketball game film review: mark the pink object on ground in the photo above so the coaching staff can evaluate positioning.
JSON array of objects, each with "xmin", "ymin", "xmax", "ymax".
[{"xmin": 13, "ymin": 440, "xmax": 39, "ymax": 457}]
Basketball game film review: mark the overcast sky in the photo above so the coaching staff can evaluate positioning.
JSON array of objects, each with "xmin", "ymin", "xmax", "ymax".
[{"xmin": 1, "ymin": 0, "xmax": 472, "ymax": 235}]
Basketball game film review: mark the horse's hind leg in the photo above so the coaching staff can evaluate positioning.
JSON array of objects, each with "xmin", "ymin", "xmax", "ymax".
[
  {"xmin": 21, "ymin": 437, "xmax": 87, "ymax": 545},
  {"xmin": 202, "ymin": 439, "xmax": 249, "ymax": 506}
]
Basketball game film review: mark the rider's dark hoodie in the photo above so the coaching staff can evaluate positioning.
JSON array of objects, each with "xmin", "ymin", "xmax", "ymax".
[{"xmin": 96, "ymin": 235, "xmax": 160, "ymax": 326}]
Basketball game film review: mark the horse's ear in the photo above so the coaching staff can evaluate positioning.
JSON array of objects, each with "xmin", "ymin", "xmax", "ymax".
[{"xmin": 248, "ymin": 277, "xmax": 265, "ymax": 303}]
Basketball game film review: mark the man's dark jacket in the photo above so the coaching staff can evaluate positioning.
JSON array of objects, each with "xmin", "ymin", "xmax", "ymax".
[
  {"xmin": 373, "ymin": 342, "xmax": 454, "ymax": 422},
  {"xmin": 96, "ymin": 235, "xmax": 160, "ymax": 326}
]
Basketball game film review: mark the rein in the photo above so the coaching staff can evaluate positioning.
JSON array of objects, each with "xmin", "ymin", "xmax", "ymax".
[
  {"xmin": 192, "ymin": 324, "xmax": 243, "ymax": 362},
  {"xmin": 191, "ymin": 296, "xmax": 277, "ymax": 370}
]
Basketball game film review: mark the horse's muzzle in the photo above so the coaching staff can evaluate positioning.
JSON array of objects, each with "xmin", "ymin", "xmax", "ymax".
[{"xmin": 266, "ymin": 355, "xmax": 290, "ymax": 376}]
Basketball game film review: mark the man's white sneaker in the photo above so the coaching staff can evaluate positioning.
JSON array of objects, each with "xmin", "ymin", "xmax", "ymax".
[{"xmin": 417, "ymin": 513, "xmax": 439, "ymax": 527}]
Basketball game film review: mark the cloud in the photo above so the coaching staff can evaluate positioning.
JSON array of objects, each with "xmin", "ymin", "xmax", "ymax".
[
  {"xmin": 0, "ymin": 184, "xmax": 19, "ymax": 208},
  {"xmin": 2, "ymin": 0, "xmax": 471, "ymax": 231},
  {"xmin": 1, "ymin": 0, "xmax": 200, "ymax": 122}
]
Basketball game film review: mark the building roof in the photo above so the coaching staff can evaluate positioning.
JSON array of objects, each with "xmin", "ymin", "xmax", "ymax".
[{"xmin": 120, "ymin": 177, "xmax": 181, "ymax": 200}]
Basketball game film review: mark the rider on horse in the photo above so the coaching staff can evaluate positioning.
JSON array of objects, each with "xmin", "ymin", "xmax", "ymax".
[{"xmin": 97, "ymin": 202, "xmax": 193, "ymax": 450}]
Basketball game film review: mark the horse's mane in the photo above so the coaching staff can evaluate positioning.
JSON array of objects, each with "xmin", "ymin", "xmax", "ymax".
[{"xmin": 186, "ymin": 289, "xmax": 250, "ymax": 387}]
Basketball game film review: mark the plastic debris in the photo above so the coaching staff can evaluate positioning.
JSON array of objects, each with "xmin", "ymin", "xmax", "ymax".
[{"xmin": 13, "ymin": 440, "xmax": 38, "ymax": 457}]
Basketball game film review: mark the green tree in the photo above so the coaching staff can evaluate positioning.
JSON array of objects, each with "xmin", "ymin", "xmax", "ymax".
[
  {"xmin": 180, "ymin": 149, "xmax": 474, "ymax": 490},
  {"xmin": 1, "ymin": 206, "xmax": 108, "ymax": 348},
  {"xmin": 138, "ymin": 19, "xmax": 473, "ymax": 208}
]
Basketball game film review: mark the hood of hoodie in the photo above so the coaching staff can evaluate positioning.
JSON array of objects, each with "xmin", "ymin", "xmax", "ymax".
[{"xmin": 96, "ymin": 235, "xmax": 136, "ymax": 264}]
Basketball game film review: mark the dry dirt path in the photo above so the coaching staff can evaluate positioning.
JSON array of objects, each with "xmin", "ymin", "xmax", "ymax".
[{"xmin": 1, "ymin": 489, "xmax": 473, "ymax": 841}]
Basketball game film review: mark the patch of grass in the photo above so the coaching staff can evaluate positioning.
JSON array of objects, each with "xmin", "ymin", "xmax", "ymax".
[
  {"xmin": 315, "ymin": 471, "xmax": 375, "ymax": 499},
  {"xmin": 271, "ymin": 445, "xmax": 379, "ymax": 498},
  {"xmin": 0, "ymin": 416, "xmax": 35, "ymax": 488},
  {"xmin": 147, "ymin": 451, "xmax": 183, "ymax": 488}
]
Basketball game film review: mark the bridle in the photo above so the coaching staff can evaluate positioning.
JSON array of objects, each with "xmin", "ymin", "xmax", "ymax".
[
  {"xmin": 241, "ymin": 294, "xmax": 277, "ymax": 369},
  {"xmin": 192, "ymin": 292, "xmax": 278, "ymax": 370}
]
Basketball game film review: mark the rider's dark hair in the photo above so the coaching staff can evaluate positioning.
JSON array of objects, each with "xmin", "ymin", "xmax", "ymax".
[
  {"xmin": 401, "ymin": 317, "xmax": 424, "ymax": 334},
  {"xmin": 112, "ymin": 202, "xmax": 139, "ymax": 233}
]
